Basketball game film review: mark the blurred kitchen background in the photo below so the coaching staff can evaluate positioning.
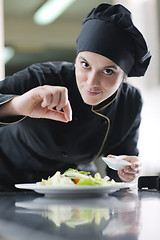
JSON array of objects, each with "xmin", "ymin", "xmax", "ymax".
[{"xmin": 0, "ymin": 0, "xmax": 160, "ymax": 176}]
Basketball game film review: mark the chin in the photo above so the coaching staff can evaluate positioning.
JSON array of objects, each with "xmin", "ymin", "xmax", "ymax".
[{"xmin": 82, "ymin": 97, "xmax": 102, "ymax": 106}]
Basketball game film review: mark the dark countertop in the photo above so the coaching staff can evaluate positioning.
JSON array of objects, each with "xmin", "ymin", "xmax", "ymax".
[{"xmin": 0, "ymin": 188, "xmax": 160, "ymax": 240}]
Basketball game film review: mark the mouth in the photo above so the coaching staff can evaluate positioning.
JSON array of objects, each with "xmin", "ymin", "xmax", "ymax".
[{"xmin": 85, "ymin": 89, "xmax": 102, "ymax": 96}]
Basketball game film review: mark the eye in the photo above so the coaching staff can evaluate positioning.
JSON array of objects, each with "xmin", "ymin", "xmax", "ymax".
[
  {"xmin": 104, "ymin": 69, "xmax": 114, "ymax": 75},
  {"xmin": 81, "ymin": 61, "xmax": 90, "ymax": 69}
]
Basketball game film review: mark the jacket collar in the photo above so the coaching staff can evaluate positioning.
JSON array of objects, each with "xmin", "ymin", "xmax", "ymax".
[{"xmin": 92, "ymin": 88, "xmax": 119, "ymax": 111}]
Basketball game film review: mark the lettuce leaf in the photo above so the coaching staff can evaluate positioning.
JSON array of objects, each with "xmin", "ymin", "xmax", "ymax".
[{"xmin": 41, "ymin": 171, "xmax": 74, "ymax": 186}]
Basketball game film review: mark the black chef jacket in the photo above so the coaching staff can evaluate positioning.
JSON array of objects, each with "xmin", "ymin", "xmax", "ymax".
[{"xmin": 0, "ymin": 61, "xmax": 142, "ymax": 190}]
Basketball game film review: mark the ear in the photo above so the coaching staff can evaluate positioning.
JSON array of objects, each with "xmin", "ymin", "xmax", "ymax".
[{"xmin": 122, "ymin": 74, "xmax": 127, "ymax": 83}]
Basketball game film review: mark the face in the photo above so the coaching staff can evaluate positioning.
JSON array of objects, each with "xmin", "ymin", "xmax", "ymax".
[{"xmin": 75, "ymin": 51, "xmax": 125, "ymax": 106}]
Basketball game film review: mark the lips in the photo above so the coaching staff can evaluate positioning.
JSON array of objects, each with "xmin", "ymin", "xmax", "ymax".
[{"xmin": 85, "ymin": 89, "xmax": 102, "ymax": 96}]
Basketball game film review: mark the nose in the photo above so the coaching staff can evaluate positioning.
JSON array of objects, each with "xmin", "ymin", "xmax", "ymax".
[{"xmin": 87, "ymin": 71, "xmax": 99, "ymax": 86}]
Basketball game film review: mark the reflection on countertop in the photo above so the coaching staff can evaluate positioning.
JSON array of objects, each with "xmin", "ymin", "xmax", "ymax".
[{"xmin": 0, "ymin": 189, "xmax": 160, "ymax": 240}]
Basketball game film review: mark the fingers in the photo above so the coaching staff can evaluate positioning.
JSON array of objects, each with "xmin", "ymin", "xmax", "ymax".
[
  {"xmin": 118, "ymin": 165, "xmax": 141, "ymax": 182},
  {"xmin": 44, "ymin": 108, "xmax": 70, "ymax": 122},
  {"xmin": 118, "ymin": 170, "xmax": 137, "ymax": 182},
  {"xmin": 63, "ymin": 101, "xmax": 72, "ymax": 121},
  {"xmin": 40, "ymin": 86, "xmax": 67, "ymax": 109},
  {"xmin": 108, "ymin": 154, "xmax": 141, "ymax": 182},
  {"xmin": 39, "ymin": 86, "xmax": 72, "ymax": 122},
  {"xmin": 56, "ymin": 88, "xmax": 68, "ymax": 111},
  {"xmin": 44, "ymin": 101, "xmax": 72, "ymax": 122}
]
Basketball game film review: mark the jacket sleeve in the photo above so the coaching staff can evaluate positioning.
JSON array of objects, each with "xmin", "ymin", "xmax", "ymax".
[
  {"xmin": 106, "ymin": 85, "xmax": 143, "ymax": 181},
  {"xmin": 0, "ymin": 63, "xmax": 50, "ymax": 125},
  {"xmin": 107, "ymin": 108, "xmax": 142, "ymax": 181}
]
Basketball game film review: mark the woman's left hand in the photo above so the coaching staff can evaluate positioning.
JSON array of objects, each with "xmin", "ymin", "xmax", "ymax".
[{"xmin": 117, "ymin": 155, "xmax": 142, "ymax": 182}]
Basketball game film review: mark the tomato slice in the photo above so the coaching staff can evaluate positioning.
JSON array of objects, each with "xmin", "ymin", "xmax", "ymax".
[{"xmin": 74, "ymin": 179, "xmax": 80, "ymax": 184}]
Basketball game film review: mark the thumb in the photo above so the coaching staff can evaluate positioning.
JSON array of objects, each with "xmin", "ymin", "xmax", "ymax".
[{"xmin": 107, "ymin": 154, "xmax": 117, "ymax": 158}]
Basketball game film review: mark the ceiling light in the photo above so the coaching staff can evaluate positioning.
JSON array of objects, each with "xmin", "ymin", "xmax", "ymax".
[{"xmin": 34, "ymin": 0, "xmax": 76, "ymax": 25}]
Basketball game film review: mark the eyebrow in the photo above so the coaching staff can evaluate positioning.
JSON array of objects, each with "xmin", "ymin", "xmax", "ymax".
[
  {"xmin": 78, "ymin": 56, "xmax": 118, "ymax": 70},
  {"xmin": 78, "ymin": 56, "xmax": 88, "ymax": 62},
  {"xmin": 103, "ymin": 65, "xmax": 118, "ymax": 70}
]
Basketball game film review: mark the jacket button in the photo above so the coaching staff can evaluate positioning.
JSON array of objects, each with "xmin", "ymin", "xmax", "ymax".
[{"xmin": 62, "ymin": 152, "xmax": 67, "ymax": 157}]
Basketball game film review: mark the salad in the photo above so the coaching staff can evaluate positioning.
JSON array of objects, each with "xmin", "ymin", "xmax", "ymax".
[{"xmin": 38, "ymin": 168, "xmax": 115, "ymax": 186}]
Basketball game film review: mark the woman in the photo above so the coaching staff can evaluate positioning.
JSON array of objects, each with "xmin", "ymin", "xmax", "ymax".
[{"xmin": 0, "ymin": 3, "xmax": 151, "ymax": 190}]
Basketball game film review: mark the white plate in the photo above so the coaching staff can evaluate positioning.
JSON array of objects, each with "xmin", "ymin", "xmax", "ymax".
[{"xmin": 15, "ymin": 182, "xmax": 135, "ymax": 197}]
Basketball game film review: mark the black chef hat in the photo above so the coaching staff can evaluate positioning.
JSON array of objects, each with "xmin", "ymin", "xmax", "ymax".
[{"xmin": 76, "ymin": 3, "xmax": 151, "ymax": 77}]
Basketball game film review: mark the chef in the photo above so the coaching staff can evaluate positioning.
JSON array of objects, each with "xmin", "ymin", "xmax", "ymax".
[{"xmin": 0, "ymin": 3, "xmax": 151, "ymax": 190}]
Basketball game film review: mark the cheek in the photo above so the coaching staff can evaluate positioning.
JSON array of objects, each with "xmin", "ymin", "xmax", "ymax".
[
  {"xmin": 102, "ymin": 77, "xmax": 122, "ymax": 90},
  {"xmin": 76, "ymin": 69, "xmax": 86, "ymax": 86}
]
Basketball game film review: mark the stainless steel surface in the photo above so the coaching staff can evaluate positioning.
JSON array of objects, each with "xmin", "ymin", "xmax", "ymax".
[{"xmin": 0, "ymin": 189, "xmax": 159, "ymax": 239}]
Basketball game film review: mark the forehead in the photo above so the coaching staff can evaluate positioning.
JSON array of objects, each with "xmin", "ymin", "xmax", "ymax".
[{"xmin": 77, "ymin": 51, "xmax": 117, "ymax": 66}]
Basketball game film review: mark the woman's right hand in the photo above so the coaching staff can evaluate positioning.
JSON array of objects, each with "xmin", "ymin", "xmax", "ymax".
[{"xmin": 10, "ymin": 85, "xmax": 72, "ymax": 122}]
